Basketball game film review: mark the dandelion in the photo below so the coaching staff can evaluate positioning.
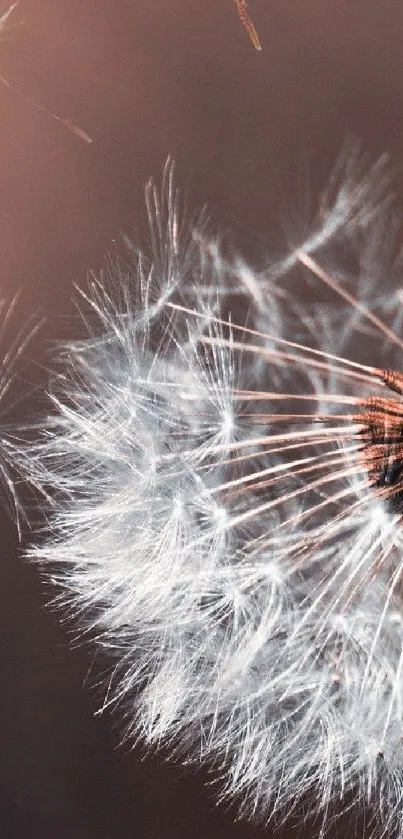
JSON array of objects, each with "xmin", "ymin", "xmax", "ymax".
[{"xmin": 24, "ymin": 153, "xmax": 403, "ymax": 837}]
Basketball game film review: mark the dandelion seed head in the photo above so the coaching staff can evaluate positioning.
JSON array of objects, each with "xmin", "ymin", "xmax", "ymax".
[{"xmin": 24, "ymin": 153, "xmax": 403, "ymax": 838}]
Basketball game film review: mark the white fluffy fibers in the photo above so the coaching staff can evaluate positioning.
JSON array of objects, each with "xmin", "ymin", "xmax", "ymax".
[
  {"xmin": 0, "ymin": 296, "xmax": 36, "ymax": 526},
  {"xmin": 25, "ymin": 156, "xmax": 403, "ymax": 837}
]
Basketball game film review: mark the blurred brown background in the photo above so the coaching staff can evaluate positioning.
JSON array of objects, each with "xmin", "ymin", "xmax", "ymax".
[{"xmin": 1, "ymin": 1, "xmax": 403, "ymax": 836}]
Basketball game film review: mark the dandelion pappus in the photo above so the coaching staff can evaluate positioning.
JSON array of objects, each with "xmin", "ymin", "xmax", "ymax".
[{"xmin": 23, "ymin": 153, "xmax": 403, "ymax": 839}]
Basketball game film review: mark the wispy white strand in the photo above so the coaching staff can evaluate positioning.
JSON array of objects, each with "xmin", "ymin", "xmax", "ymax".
[
  {"xmin": 0, "ymin": 4, "xmax": 18, "ymax": 36},
  {"xmin": 0, "ymin": 295, "xmax": 38, "ymax": 529},
  {"xmin": 23, "ymin": 155, "xmax": 403, "ymax": 838}
]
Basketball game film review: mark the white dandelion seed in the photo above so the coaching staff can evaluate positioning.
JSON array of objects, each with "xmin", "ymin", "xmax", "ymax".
[{"xmin": 25, "ymin": 154, "xmax": 403, "ymax": 837}]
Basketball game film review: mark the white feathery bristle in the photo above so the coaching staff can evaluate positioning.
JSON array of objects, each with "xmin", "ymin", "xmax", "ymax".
[
  {"xmin": 25, "ymin": 155, "xmax": 403, "ymax": 837},
  {"xmin": 0, "ymin": 4, "xmax": 18, "ymax": 36},
  {"xmin": 0, "ymin": 295, "xmax": 37, "ymax": 529}
]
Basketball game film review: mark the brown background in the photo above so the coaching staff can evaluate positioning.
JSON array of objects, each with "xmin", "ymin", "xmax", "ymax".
[{"xmin": 1, "ymin": 1, "xmax": 403, "ymax": 837}]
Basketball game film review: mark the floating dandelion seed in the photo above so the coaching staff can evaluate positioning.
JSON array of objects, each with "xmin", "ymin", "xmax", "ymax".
[
  {"xmin": 25, "ymin": 153, "xmax": 403, "ymax": 837},
  {"xmin": 0, "ymin": 3, "xmax": 92, "ymax": 144},
  {"xmin": 234, "ymin": 0, "xmax": 262, "ymax": 51}
]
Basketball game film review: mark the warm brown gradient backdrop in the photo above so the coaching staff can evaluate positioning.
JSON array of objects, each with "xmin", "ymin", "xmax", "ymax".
[{"xmin": 1, "ymin": 2, "xmax": 403, "ymax": 837}]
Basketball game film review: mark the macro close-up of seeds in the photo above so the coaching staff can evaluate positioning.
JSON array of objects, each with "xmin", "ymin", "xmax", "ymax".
[{"xmin": 3, "ymin": 3, "xmax": 403, "ymax": 839}]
